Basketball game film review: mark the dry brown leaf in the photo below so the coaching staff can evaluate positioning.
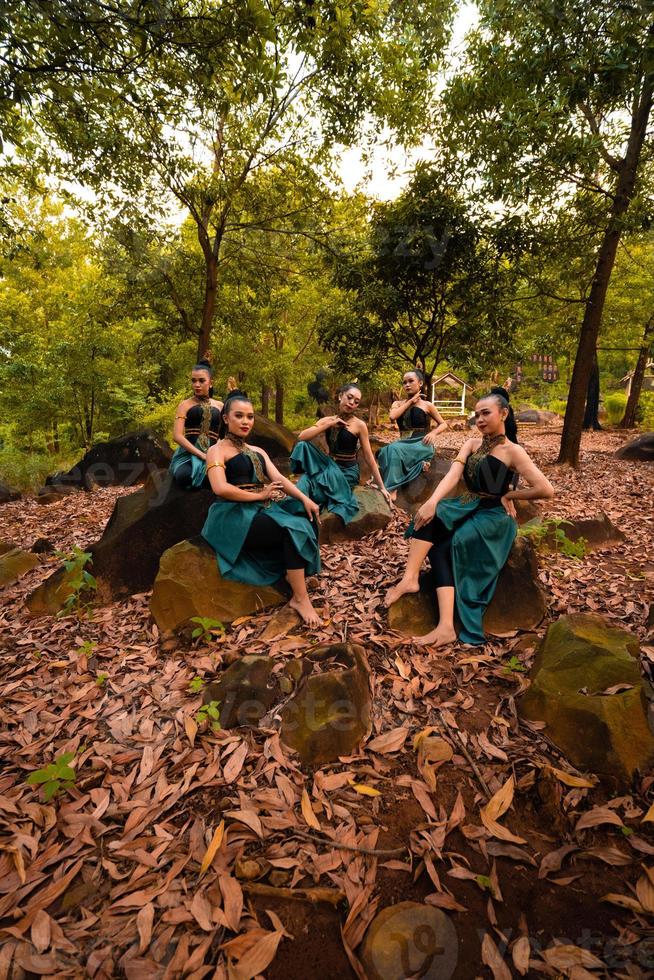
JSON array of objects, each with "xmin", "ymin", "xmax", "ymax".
[
  {"xmin": 229, "ymin": 929, "xmax": 284, "ymax": 980},
  {"xmin": 635, "ymin": 869, "xmax": 654, "ymax": 914},
  {"xmin": 301, "ymin": 788, "xmax": 321, "ymax": 829},
  {"xmin": 30, "ymin": 909, "xmax": 51, "ymax": 954},
  {"xmin": 481, "ymin": 775, "xmax": 515, "ymax": 822},
  {"xmin": 512, "ymin": 935, "xmax": 530, "ymax": 976},
  {"xmin": 541, "ymin": 944, "xmax": 604, "ymax": 970},
  {"xmin": 200, "ymin": 820, "xmax": 225, "ymax": 875},
  {"xmin": 136, "ymin": 902, "xmax": 155, "ymax": 954},
  {"xmin": 601, "ymin": 892, "xmax": 645, "ymax": 913},
  {"xmin": 545, "ymin": 765, "xmax": 597, "ymax": 789},
  {"xmin": 481, "ymin": 933, "xmax": 512, "ymax": 980},
  {"xmin": 576, "ymin": 806, "xmax": 624, "ymax": 831},
  {"xmin": 220, "ymin": 874, "xmax": 244, "ymax": 933},
  {"xmin": 367, "ymin": 725, "xmax": 409, "ymax": 754}
]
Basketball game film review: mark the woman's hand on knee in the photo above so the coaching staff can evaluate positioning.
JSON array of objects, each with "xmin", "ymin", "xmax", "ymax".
[{"xmin": 414, "ymin": 499, "xmax": 436, "ymax": 530}]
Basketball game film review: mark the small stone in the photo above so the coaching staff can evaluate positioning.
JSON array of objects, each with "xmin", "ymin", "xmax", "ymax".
[
  {"xmin": 281, "ymin": 643, "xmax": 371, "ymax": 766},
  {"xmin": 360, "ymin": 901, "xmax": 458, "ymax": 980},
  {"xmin": 268, "ymin": 870, "xmax": 291, "ymax": 886},
  {"xmin": 0, "ymin": 549, "xmax": 40, "ymax": 587},
  {"xmin": 203, "ymin": 655, "xmax": 276, "ymax": 728},
  {"xmin": 235, "ymin": 857, "xmax": 269, "ymax": 881}
]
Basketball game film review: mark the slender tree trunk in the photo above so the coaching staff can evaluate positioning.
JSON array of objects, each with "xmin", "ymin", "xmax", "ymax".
[
  {"xmin": 558, "ymin": 76, "xmax": 653, "ymax": 465},
  {"xmin": 621, "ymin": 315, "xmax": 653, "ymax": 428},
  {"xmin": 275, "ymin": 379, "xmax": 284, "ymax": 425},
  {"xmin": 198, "ymin": 254, "xmax": 218, "ymax": 361},
  {"xmin": 261, "ymin": 384, "xmax": 271, "ymax": 418},
  {"xmin": 582, "ymin": 350, "xmax": 602, "ymax": 430}
]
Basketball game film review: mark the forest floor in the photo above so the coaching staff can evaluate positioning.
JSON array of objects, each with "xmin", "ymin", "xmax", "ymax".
[{"xmin": 1, "ymin": 426, "xmax": 653, "ymax": 980}]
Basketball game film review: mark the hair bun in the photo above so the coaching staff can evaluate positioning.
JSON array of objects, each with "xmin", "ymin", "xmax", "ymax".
[
  {"xmin": 226, "ymin": 388, "xmax": 249, "ymax": 400},
  {"xmin": 491, "ymin": 385, "xmax": 510, "ymax": 403},
  {"xmin": 197, "ymin": 358, "xmax": 212, "ymax": 369}
]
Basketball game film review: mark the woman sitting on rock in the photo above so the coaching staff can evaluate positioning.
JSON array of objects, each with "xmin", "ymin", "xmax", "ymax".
[
  {"xmin": 384, "ymin": 390, "xmax": 553, "ymax": 647},
  {"xmin": 290, "ymin": 383, "xmax": 391, "ymax": 523},
  {"xmin": 202, "ymin": 391, "xmax": 322, "ymax": 628},
  {"xmin": 377, "ymin": 368, "xmax": 449, "ymax": 499},
  {"xmin": 170, "ymin": 359, "xmax": 224, "ymax": 488}
]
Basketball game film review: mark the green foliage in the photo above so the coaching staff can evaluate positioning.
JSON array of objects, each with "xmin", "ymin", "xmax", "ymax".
[
  {"xmin": 56, "ymin": 547, "xmax": 97, "ymax": 616},
  {"xmin": 503, "ymin": 655, "xmax": 527, "ymax": 675},
  {"xmin": 604, "ymin": 392, "xmax": 628, "ymax": 425},
  {"xmin": 637, "ymin": 393, "xmax": 654, "ymax": 430},
  {"xmin": 518, "ymin": 518, "xmax": 587, "ymax": 559},
  {"xmin": 190, "ymin": 616, "xmax": 225, "ymax": 644},
  {"xmin": 95, "ymin": 672, "xmax": 109, "ymax": 687},
  {"xmin": 196, "ymin": 700, "xmax": 222, "ymax": 732},
  {"xmin": 26, "ymin": 751, "xmax": 77, "ymax": 801},
  {"xmin": 548, "ymin": 400, "xmax": 568, "ymax": 417},
  {"xmin": 188, "ymin": 676, "xmax": 205, "ymax": 694}
]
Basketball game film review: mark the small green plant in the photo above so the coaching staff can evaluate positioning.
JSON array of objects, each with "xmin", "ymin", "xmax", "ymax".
[
  {"xmin": 503, "ymin": 655, "xmax": 526, "ymax": 675},
  {"xmin": 196, "ymin": 700, "xmax": 222, "ymax": 732},
  {"xmin": 190, "ymin": 616, "xmax": 225, "ymax": 644},
  {"xmin": 604, "ymin": 391, "xmax": 628, "ymax": 425},
  {"xmin": 95, "ymin": 672, "xmax": 109, "ymax": 687},
  {"xmin": 188, "ymin": 676, "xmax": 205, "ymax": 693},
  {"xmin": 26, "ymin": 751, "xmax": 77, "ymax": 801},
  {"xmin": 56, "ymin": 547, "xmax": 97, "ymax": 617},
  {"xmin": 518, "ymin": 518, "xmax": 586, "ymax": 559},
  {"xmin": 77, "ymin": 639, "xmax": 97, "ymax": 657}
]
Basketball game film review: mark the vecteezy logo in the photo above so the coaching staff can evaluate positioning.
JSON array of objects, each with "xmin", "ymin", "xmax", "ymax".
[{"xmin": 364, "ymin": 902, "xmax": 458, "ymax": 980}]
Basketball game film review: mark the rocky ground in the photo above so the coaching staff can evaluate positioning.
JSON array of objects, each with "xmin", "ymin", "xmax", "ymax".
[{"xmin": 0, "ymin": 426, "xmax": 653, "ymax": 979}]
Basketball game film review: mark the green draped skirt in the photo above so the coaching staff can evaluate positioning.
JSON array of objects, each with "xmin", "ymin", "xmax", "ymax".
[
  {"xmin": 407, "ymin": 495, "xmax": 516, "ymax": 645},
  {"xmin": 169, "ymin": 446, "xmax": 206, "ymax": 488},
  {"xmin": 289, "ymin": 441, "xmax": 359, "ymax": 524},
  {"xmin": 202, "ymin": 495, "xmax": 321, "ymax": 587},
  {"xmin": 377, "ymin": 435, "xmax": 435, "ymax": 492}
]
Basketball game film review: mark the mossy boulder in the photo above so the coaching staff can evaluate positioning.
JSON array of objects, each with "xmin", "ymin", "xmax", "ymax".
[
  {"xmin": 388, "ymin": 536, "xmax": 545, "ymax": 638},
  {"xmin": 0, "ymin": 482, "xmax": 21, "ymax": 504},
  {"xmin": 149, "ymin": 536, "xmax": 285, "ymax": 632},
  {"xmin": 319, "ymin": 486, "xmax": 392, "ymax": 544},
  {"xmin": 519, "ymin": 613, "xmax": 654, "ymax": 788},
  {"xmin": 281, "ymin": 643, "xmax": 371, "ymax": 766},
  {"xmin": 360, "ymin": 902, "xmax": 458, "ymax": 980},
  {"xmin": 203, "ymin": 656, "xmax": 276, "ymax": 728},
  {"xmin": 0, "ymin": 549, "xmax": 40, "ymax": 587}
]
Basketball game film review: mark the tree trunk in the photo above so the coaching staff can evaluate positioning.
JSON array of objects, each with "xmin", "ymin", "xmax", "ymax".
[
  {"xmin": 261, "ymin": 384, "xmax": 271, "ymax": 418},
  {"xmin": 558, "ymin": 77, "xmax": 653, "ymax": 466},
  {"xmin": 197, "ymin": 254, "xmax": 218, "ymax": 361},
  {"xmin": 582, "ymin": 350, "xmax": 602, "ymax": 430},
  {"xmin": 620, "ymin": 316, "xmax": 653, "ymax": 428},
  {"xmin": 275, "ymin": 380, "xmax": 284, "ymax": 425}
]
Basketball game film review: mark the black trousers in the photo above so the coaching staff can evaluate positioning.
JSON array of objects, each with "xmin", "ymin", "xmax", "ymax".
[
  {"xmin": 171, "ymin": 461, "xmax": 210, "ymax": 490},
  {"xmin": 411, "ymin": 514, "xmax": 455, "ymax": 589},
  {"xmin": 243, "ymin": 511, "xmax": 307, "ymax": 571}
]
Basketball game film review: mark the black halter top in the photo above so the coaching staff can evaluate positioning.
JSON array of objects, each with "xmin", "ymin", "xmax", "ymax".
[
  {"xmin": 326, "ymin": 422, "xmax": 360, "ymax": 467},
  {"xmin": 184, "ymin": 402, "xmax": 222, "ymax": 449},
  {"xmin": 398, "ymin": 404, "xmax": 429, "ymax": 433},
  {"xmin": 225, "ymin": 451, "xmax": 267, "ymax": 487}
]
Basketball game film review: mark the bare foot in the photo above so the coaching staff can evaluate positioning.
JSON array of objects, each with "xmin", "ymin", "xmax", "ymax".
[
  {"xmin": 412, "ymin": 626, "xmax": 457, "ymax": 648},
  {"xmin": 289, "ymin": 596, "xmax": 321, "ymax": 629},
  {"xmin": 384, "ymin": 577, "xmax": 420, "ymax": 607}
]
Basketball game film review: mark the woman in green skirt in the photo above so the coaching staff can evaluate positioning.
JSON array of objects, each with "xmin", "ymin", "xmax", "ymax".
[
  {"xmin": 384, "ymin": 391, "xmax": 554, "ymax": 647},
  {"xmin": 202, "ymin": 392, "xmax": 322, "ymax": 627},
  {"xmin": 377, "ymin": 368, "xmax": 448, "ymax": 499},
  {"xmin": 290, "ymin": 383, "xmax": 391, "ymax": 522},
  {"xmin": 170, "ymin": 359, "xmax": 224, "ymax": 488}
]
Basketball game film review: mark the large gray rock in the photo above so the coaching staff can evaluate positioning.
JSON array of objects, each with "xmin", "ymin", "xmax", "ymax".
[
  {"xmin": 150, "ymin": 537, "xmax": 286, "ymax": 632},
  {"xmin": 46, "ymin": 430, "xmax": 173, "ymax": 490},
  {"xmin": 519, "ymin": 613, "xmax": 654, "ymax": 788},
  {"xmin": 388, "ymin": 536, "xmax": 545, "ymax": 638},
  {"xmin": 320, "ymin": 486, "xmax": 392, "ymax": 544},
  {"xmin": 615, "ymin": 432, "xmax": 654, "ymax": 462},
  {"xmin": 281, "ymin": 643, "xmax": 371, "ymax": 766},
  {"xmin": 393, "ymin": 457, "xmax": 453, "ymax": 516}
]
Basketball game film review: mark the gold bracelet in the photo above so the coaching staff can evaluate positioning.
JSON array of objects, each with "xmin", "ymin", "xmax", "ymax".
[
  {"xmin": 452, "ymin": 457, "xmax": 467, "ymax": 465},
  {"xmin": 206, "ymin": 461, "xmax": 225, "ymax": 472}
]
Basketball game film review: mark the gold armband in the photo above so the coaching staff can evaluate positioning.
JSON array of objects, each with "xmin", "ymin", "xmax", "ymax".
[
  {"xmin": 176, "ymin": 415, "xmax": 187, "ymax": 421},
  {"xmin": 452, "ymin": 457, "xmax": 467, "ymax": 465},
  {"xmin": 206, "ymin": 461, "xmax": 225, "ymax": 472}
]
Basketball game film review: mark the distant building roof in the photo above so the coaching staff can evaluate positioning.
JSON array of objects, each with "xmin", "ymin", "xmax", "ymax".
[{"xmin": 431, "ymin": 371, "xmax": 468, "ymax": 388}]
